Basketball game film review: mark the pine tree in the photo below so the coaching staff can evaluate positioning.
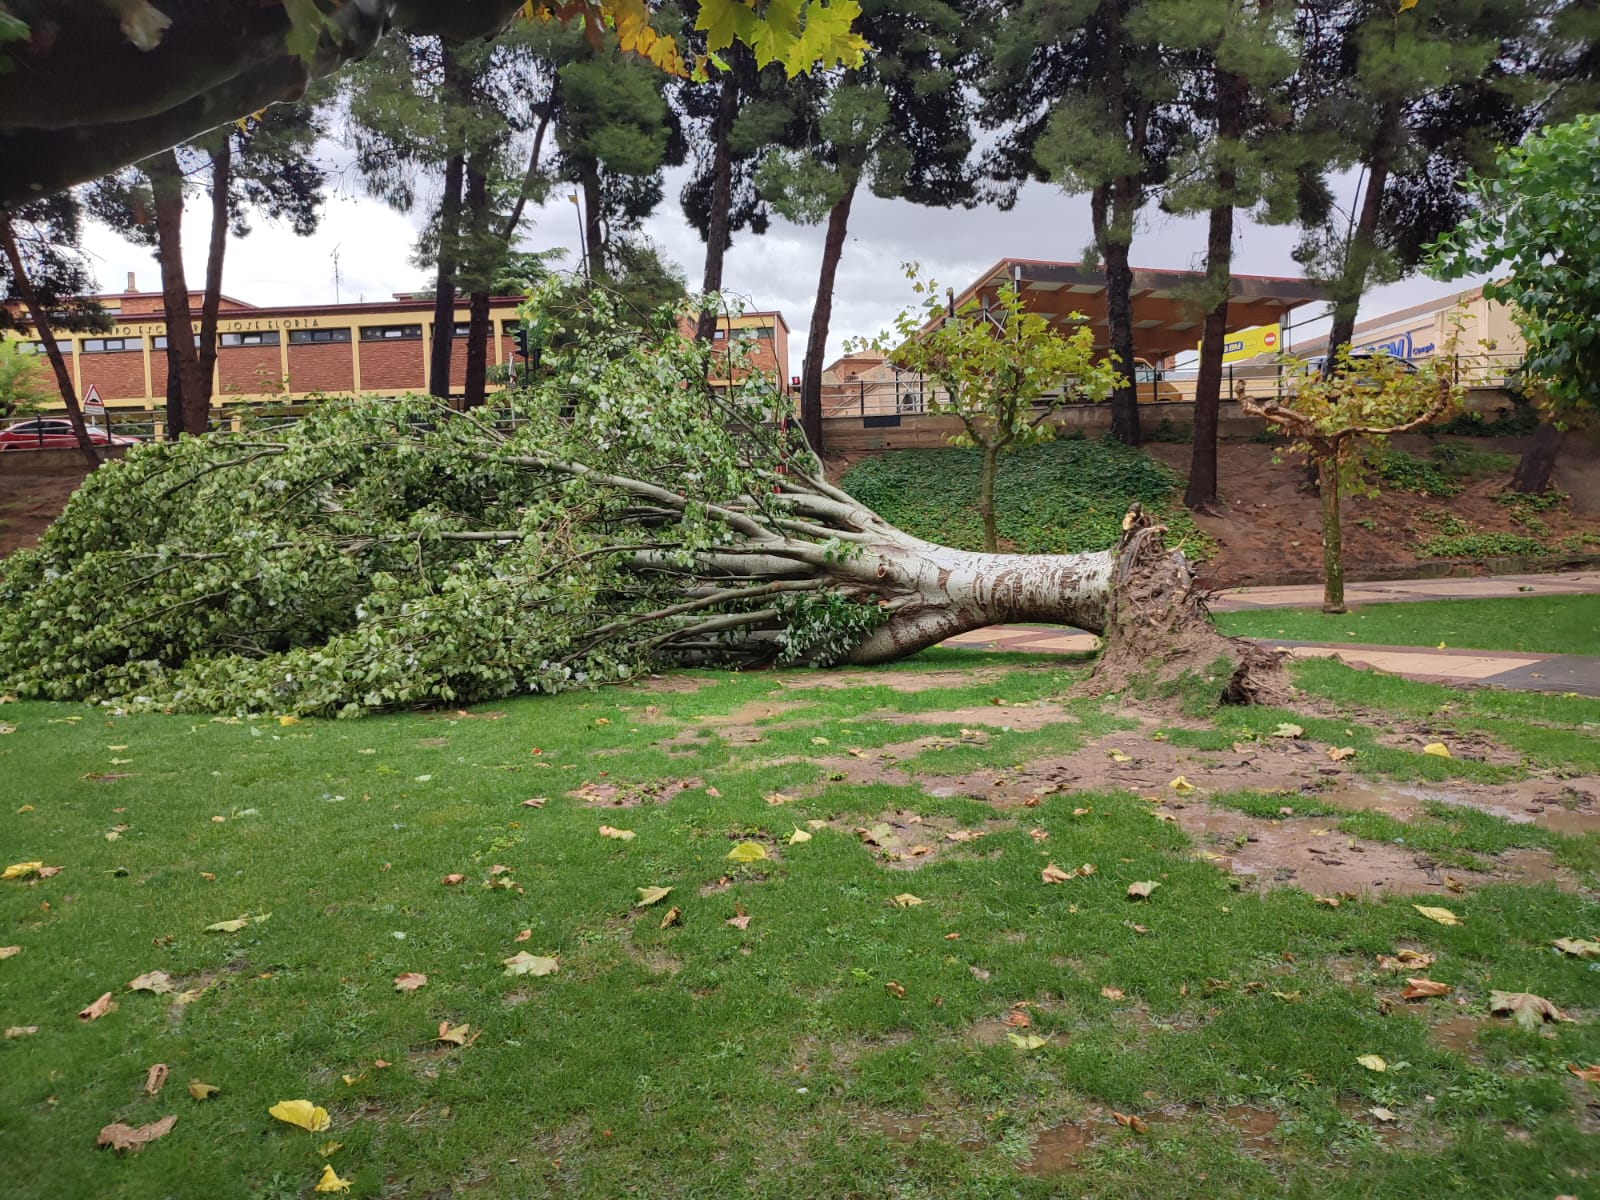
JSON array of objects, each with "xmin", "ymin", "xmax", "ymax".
[
  {"xmin": 758, "ymin": 0, "xmax": 978, "ymax": 451},
  {"xmin": 980, "ymin": 0, "xmax": 1187, "ymax": 447}
]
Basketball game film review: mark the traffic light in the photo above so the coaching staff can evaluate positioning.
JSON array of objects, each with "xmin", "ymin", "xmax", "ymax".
[{"xmin": 513, "ymin": 324, "xmax": 532, "ymax": 358}]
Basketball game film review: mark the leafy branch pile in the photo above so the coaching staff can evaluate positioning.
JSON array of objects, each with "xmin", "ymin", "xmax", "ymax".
[{"xmin": 0, "ymin": 299, "xmax": 1134, "ymax": 716}]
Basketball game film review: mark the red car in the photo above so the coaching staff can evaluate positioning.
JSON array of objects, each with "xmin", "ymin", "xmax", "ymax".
[{"xmin": 0, "ymin": 418, "xmax": 142, "ymax": 450}]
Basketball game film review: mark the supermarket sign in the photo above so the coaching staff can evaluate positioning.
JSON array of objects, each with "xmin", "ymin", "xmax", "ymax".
[{"xmin": 1199, "ymin": 324, "xmax": 1280, "ymax": 364}]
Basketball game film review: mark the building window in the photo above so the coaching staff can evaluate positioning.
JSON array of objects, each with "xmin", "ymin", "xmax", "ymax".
[
  {"xmin": 288, "ymin": 328, "xmax": 352, "ymax": 345},
  {"xmin": 429, "ymin": 323, "xmax": 474, "ymax": 338},
  {"xmin": 151, "ymin": 335, "xmax": 201, "ymax": 350},
  {"xmin": 360, "ymin": 325, "xmax": 422, "ymax": 341},
  {"xmin": 82, "ymin": 337, "xmax": 138, "ymax": 353},
  {"xmin": 17, "ymin": 340, "xmax": 71, "ymax": 356},
  {"xmin": 712, "ymin": 329, "xmax": 726, "ymax": 341},
  {"xmin": 220, "ymin": 331, "xmax": 281, "ymax": 347}
]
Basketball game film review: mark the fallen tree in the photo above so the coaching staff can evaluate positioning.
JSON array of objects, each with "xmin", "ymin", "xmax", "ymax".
[{"xmin": 0, "ymin": 296, "xmax": 1278, "ymax": 715}]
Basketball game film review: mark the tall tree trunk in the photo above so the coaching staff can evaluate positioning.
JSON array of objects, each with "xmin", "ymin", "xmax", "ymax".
[
  {"xmin": 428, "ymin": 150, "xmax": 466, "ymax": 401},
  {"xmin": 0, "ymin": 214, "xmax": 100, "ymax": 468},
  {"xmin": 978, "ymin": 444, "xmax": 1000, "ymax": 553},
  {"xmin": 462, "ymin": 158, "xmax": 491, "ymax": 409},
  {"xmin": 1097, "ymin": 182, "xmax": 1141, "ymax": 447},
  {"xmin": 1324, "ymin": 148, "xmax": 1392, "ymax": 360},
  {"xmin": 501, "ymin": 109, "xmax": 550, "ymax": 244},
  {"xmin": 580, "ymin": 164, "xmax": 604, "ymax": 283},
  {"xmin": 694, "ymin": 69, "xmax": 740, "ymax": 343},
  {"xmin": 198, "ymin": 138, "xmax": 232, "ymax": 407},
  {"xmin": 799, "ymin": 176, "xmax": 857, "ymax": 456},
  {"xmin": 146, "ymin": 148, "xmax": 207, "ymax": 435},
  {"xmin": 1511, "ymin": 419, "xmax": 1566, "ymax": 493},
  {"xmin": 1318, "ymin": 452, "xmax": 1345, "ymax": 613},
  {"xmin": 1185, "ymin": 66, "xmax": 1244, "ymax": 513}
]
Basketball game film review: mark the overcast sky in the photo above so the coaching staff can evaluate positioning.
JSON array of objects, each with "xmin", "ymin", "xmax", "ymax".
[{"xmin": 80, "ymin": 142, "xmax": 1486, "ymax": 378}]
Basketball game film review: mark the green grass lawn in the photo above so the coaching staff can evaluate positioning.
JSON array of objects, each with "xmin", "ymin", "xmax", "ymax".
[
  {"xmin": 1217, "ymin": 595, "xmax": 1600, "ymax": 656},
  {"xmin": 2, "ymin": 657, "xmax": 1598, "ymax": 1199}
]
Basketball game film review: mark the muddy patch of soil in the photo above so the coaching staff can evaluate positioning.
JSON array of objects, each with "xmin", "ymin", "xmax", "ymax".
[
  {"xmin": 1020, "ymin": 1122, "xmax": 1096, "ymax": 1173},
  {"xmin": 879, "ymin": 704, "xmax": 1078, "ymax": 732},
  {"xmin": 636, "ymin": 675, "xmax": 717, "ymax": 694},
  {"xmin": 1428, "ymin": 1015, "xmax": 1489, "ymax": 1057},
  {"xmin": 1375, "ymin": 726, "xmax": 1524, "ymax": 767},
  {"xmin": 1175, "ymin": 803, "xmax": 1521, "ymax": 896},
  {"xmin": 843, "ymin": 810, "xmax": 1008, "ymax": 869},
  {"xmin": 861, "ymin": 1113, "xmax": 933, "ymax": 1145},
  {"xmin": 631, "ymin": 947, "xmax": 683, "ymax": 976},
  {"xmin": 1328, "ymin": 777, "xmax": 1600, "ymax": 838},
  {"xmin": 570, "ymin": 777, "xmax": 704, "ymax": 807}
]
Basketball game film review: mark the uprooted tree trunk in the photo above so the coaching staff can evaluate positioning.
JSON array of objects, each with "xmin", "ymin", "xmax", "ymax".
[{"xmin": 0, "ymin": 315, "xmax": 1281, "ymax": 715}]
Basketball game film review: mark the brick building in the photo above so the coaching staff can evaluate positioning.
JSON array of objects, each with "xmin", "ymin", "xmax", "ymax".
[{"xmin": 8, "ymin": 277, "xmax": 791, "ymax": 411}]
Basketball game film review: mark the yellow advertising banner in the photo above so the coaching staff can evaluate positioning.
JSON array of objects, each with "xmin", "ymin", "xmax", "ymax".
[{"xmin": 1199, "ymin": 324, "xmax": 1281, "ymax": 364}]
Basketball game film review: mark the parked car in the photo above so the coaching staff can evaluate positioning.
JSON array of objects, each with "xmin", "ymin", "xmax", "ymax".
[{"xmin": 0, "ymin": 418, "xmax": 142, "ymax": 450}]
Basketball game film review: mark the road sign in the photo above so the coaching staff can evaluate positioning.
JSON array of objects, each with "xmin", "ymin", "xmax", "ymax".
[{"xmin": 82, "ymin": 383, "xmax": 107, "ymax": 418}]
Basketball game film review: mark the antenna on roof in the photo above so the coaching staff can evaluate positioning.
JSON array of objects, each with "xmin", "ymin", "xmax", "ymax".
[{"xmin": 331, "ymin": 244, "xmax": 342, "ymax": 306}]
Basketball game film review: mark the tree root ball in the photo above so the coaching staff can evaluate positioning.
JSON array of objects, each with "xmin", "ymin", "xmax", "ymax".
[{"xmin": 1082, "ymin": 523, "xmax": 1286, "ymax": 707}]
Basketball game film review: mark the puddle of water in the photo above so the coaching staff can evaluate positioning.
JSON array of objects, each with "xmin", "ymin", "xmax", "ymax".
[
  {"xmin": 1328, "ymin": 779, "xmax": 1600, "ymax": 836},
  {"xmin": 1429, "ymin": 1015, "xmax": 1487, "ymax": 1056},
  {"xmin": 1021, "ymin": 1123, "xmax": 1094, "ymax": 1174}
]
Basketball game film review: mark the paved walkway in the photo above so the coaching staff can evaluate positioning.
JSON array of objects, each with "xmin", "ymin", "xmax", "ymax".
[{"xmin": 941, "ymin": 571, "xmax": 1600, "ymax": 696}]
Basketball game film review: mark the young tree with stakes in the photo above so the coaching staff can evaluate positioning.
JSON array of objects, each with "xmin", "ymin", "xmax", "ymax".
[
  {"xmin": 1240, "ymin": 349, "xmax": 1462, "ymax": 612},
  {"xmin": 854, "ymin": 266, "xmax": 1118, "ymax": 553}
]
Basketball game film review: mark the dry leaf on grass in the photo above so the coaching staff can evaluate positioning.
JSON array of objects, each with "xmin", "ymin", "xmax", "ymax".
[
  {"xmin": 636, "ymin": 885, "xmax": 673, "ymax": 907},
  {"xmin": 0, "ymin": 945, "xmax": 18, "ymax": 959},
  {"xmin": 1488, "ymin": 990, "xmax": 1567, "ymax": 1030},
  {"xmin": 884, "ymin": 980, "xmax": 906, "ymax": 999},
  {"xmin": 2, "ymin": 861, "xmax": 44, "ymax": 880},
  {"xmin": 514, "ymin": 929, "xmax": 532, "ymax": 942},
  {"xmin": 945, "ymin": 829, "xmax": 984, "ymax": 843},
  {"xmin": 393, "ymin": 972, "xmax": 427, "ymax": 993},
  {"xmin": 725, "ymin": 913, "xmax": 752, "ymax": 930},
  {"xmin": 127, "ymin": 971, "xmax": 174, "ymax": 994},
  {"xmin": 1369, "ymin": 1107, "xmax": 1399, "ymax": 1123},
  {"xmin": 314, "ymin": 1163, "xmax": 352, "ymax": 1193},
  {"xmin": 1007, "ymin": 1032, "xmax": 1050, "ymax": 1050},
  {"xmin": 1377, "ymin": 949, "xmax": 1435, "ymax": 970},
  {"xmin": 1401, "ymin": 978, "xmax": 1451, "ymax": 1000},
  {"xmin": 435, "ymin": 1021, "xmax": 479, "ymax": 1047},
  {"xmin": 5, "ymin": 1025, "xmax": 39, "ymax": 1037},
  {"xmin": 269, "ymin": 1099, "xmax": 332, "ymax": 1133},
  {"xmin": 1101, "ymin": 987, "xmax": 1125, "ymax": 1000},
  {"xmin": 440, "ymin": 874, "xmax": 466, "ymax": 886},
  {"xmin": 1126, "ymin": 881, "xmax": 1160, "ymax": 900},
  {"xmin": 502, "ymin": 952, "xmax": 559, "ymax": 977},
  {"xmin": 890, "ymin": 893, "xmax": 923, "ymax": 908},
  {"xmin": 1565, "ymin": 1064, "xmax": 1600, "ymax": 1085},
  {"xmin": 1112, "ymin": 1112, "xmax": 1149, "ymax": 1133},
  {"xmin": 1422, "ymin": 743, "xmax": 1452, "ymax": 758},
  {"xmin": 1041, "ymin": 864, "xmax": 1071, "ymax": 884},
  {"xmin": 659, "ymin": 906, "xmax": 682, "ymax": 929},
  {"xmin": 1356, "ymin": 1054, "xmax": 1388, "ymax": 1072},
  {"xmin": 188, "ymin": 1080, "xmax": 220, "ymax": 1101},
  {"xmin": 727, "ymin": 841, "xmax": 767, "ymax": 863},
  {"xmin": 1553, "ymin": 937, "xmax": 1600, "ymax": 960},
  {"xmin": 78, "ymin": 992, "xmax": 117, "ymax": 1022},
  {"xmin": 598, "ymin": 826, "xmax": 635, "ymax": 841},
  {"xmin": 1168, "ymin": 777, "xmax": 1196, "ymax": 794},
  {"xmin": 521, "ymin": 797, "xmax": 546, "ymax": 808},
  {"xmin": 144, "ymin": 1064, "xmax": 168, "ymax": 1096},
  {"xmin": 1271, "ymin": 723, "xmax": 1304, "ymax": 739},
  {"xmin": 788, "ymin": 827, "xmax": 812, "ymax": 845},
  {"xmin": 1413, "ymin": 905, "xmax": 1460, "ymax": 926},
  {"xmin": 97, "ymin": 1115, "xmax": 176, "ymax": 1152},
  {"xmin": 1327, "ymin": 746, "xmax": 1357, "ymax": 762}
]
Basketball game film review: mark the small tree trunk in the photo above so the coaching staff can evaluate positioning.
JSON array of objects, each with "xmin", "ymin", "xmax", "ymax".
[
  {"xmin": 1186, "ymin": 203, "xmax": 1232, "ymax": 512},
  {"xmin": 429, "ymin": 150, "xmax": 466, "ymax": 401},
  {"xmin": 581, "ymin": 165, "xmax": 605, "ymax": 282},
  {"xmin": 694, "ymin": 69, "xmax": 740, "ymax": 344},
  {"xmin": 1324, "ymin": 152, "xmax": 1391, "ymax": 360},
  {"xmin": 147, "ymin": 148, "xmax": 208, "ymax": 434},
  {"xmin": 1511, "ymin": 420, "xmax": 1565, "ymax": 494},
  {"xmin": 198, "ymin": 138, "xmax": 232, "ymax": 407},
  {"xmin": 799, "ymin": 176, "xmax": 857, "ymax": 455},
  {"xmin": 1095, "ymin": 183, "xmax": 1141, "ymax": 447},
  {"xmin": 1318, "ymin": 453, "xmax": 1345, "ymax": 613},
  {"xmin": 0, "ymin": 215, "xmax": 100, "ymax": 468},
  {"xmin": 978, "ymin": 444, "xmax": 1000, "ymax": 553},
  {"xmin": 462, "ymin": 158, "xmax": 492, "ymax": 409}
]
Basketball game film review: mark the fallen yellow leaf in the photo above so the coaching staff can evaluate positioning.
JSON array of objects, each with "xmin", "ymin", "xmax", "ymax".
[
  {"xmin": 188, "ymin": 1080, "xmax": 220, "ymax": 1101},
  {"xmin": 635, "ymin": 886, "xmax": 673, "ymax": 906},
  {"xmin": 1401, "ymin": 978, "xmax": 1451, "ymax": 1000},
  {"xmin": 2, "ymin": 861, "xmax": 43, "ymax": 881},
  {"xmin": 1041, "ymin": 864, "xmax": 1071, "ymax": 884},
  {"xmin": 269, "ymin": 1099, "xmax": 331, "ymax": 1133},
  {"xmin": 890, "ymin": 893, "xmax": 923, "ymax": 908},
  {"xmin": 393, "ymin": 972, "xmax": 428, "ymax": 992},
  {"xmin": 1356, "ymin": 1054, "xmax": 1387, "ymax": 1072},
  {"xmin": 726, "ymin": 841, "xmax": 768, "ymax": 863},
  {"xmin": 787, "ymin": 827, "xmax": 812, "ymax": 845},
  {"xmin": 1413, "ymin": 905, "xmax": 1460, "ymax": 926},
  {"xmin": 1422, "ymin": 742, "xmax": 1452, "ymax": 758},
  {"xmin": 598, "ymin": 825, "xmax": 636, "ymax": 840},
  {"xmin": 1168, "ymin": 777, "xmax": 1195, "ymax": 794},
  {"xmin": 502, "ymin": 952, "xmax": 559, "ymax": 977},
  {"xmin": 314, "ymin": 1163, "xmax": 352, "ymax": 1193}
]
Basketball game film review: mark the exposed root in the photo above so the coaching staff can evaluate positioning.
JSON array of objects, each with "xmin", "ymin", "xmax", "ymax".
[{"xmin": 1082, "ymin": 512, "xmax": 1285, "ymax": 706}]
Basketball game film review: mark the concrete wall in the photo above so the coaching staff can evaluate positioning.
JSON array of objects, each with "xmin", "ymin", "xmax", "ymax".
[{"xmin": 819, "ymin": 400, "xmax": 1268, "ymax": 452}]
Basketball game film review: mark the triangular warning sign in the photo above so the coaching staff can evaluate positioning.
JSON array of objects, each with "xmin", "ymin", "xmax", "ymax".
[{"xmin": 82, "ymin": 383, "xmax": 106, "ymax": 416}]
